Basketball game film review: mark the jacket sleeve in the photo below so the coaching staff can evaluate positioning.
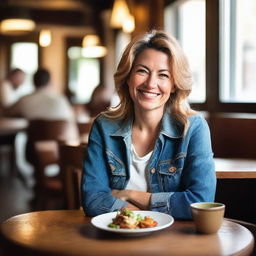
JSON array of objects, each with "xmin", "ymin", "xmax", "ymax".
[
  {"xmin": 81, "ymin": 119, "xmax": 127, "ymax": 216},
  {"xmin": 151, "ymin": 117, "xmax": 216, "ymax": 219}
]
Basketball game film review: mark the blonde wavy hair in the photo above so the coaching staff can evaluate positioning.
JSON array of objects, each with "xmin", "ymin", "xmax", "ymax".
[{"xmin": 105, "ymin": 30, "xmax": 195, "ymax": 134}]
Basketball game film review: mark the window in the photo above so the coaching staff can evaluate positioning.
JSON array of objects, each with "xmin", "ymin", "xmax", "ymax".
[
  {"xmin": 165, "ymin": 0, "xmax": 206, "ymax": 103},
  {"xmin": 67, "ymin": 46, "xmax": 100, "ymax": 104},
  {"xmin": 10, "ymin": 42, "xmax": 38, "ymax": 97},
  {"xmin": 220, "ymin": 0, "xmax": 256, "ymax": 102}
]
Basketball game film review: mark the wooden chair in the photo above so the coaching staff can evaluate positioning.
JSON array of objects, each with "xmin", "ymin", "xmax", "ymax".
[
  {"xmin": 26, "ymin": 119, "xmax": 80, "ymax": 210},
  {"xmin": 58, "ymin": 142, "xmax": 87, "ymax": 209}
]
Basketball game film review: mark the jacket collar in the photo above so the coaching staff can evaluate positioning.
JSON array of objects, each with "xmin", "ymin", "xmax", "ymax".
[
  {"xmin": 160, "ymin": 111, "xmax": 183, "ymax": 138},
  {"xmin": 110, "ymin": 118, "xmax": 133, "ymax": 138},
  {"xmin": 110, "ymin": 111, "xmax": 183, "ymax": 139}
]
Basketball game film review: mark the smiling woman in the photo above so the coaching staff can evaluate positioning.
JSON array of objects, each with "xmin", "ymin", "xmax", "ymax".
[{"xmin": 81, "ymin": 30, "xmax": 216, "ymax": 219}]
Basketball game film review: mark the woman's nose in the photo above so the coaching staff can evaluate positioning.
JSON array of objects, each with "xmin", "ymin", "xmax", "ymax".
[{"xmin": 145, "ymin": 74, "xmax": 158, "ymax": 88}]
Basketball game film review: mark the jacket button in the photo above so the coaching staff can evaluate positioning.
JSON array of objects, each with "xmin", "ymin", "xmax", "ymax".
[
  {"xmin": 109, "ymin": 164, "xmax": 116, "ymax": 171},
  {"xmin": 168, "ymin": 166, "xmax": 177, "ymax": 173},
  {"xmin": 151, "ymin": 168, "xmax": 156, "ymax": 174}
]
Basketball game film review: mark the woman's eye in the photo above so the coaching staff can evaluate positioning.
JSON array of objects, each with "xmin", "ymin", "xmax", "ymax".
[
  {"xmin": 159, "ymin": 73, "xmax": 169, "ymax": 79},
  {"xmin": 136, "ymin": 69, "xmax": 147, "ymax": 74}
]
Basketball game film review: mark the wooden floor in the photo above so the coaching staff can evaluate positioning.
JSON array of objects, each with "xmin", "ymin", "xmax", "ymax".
[
  {"xmin": 0, "ymin": 134, "xmax": 35, "ymax": 256},
  {"xmin": 0, "ymin": 167, "xmax": 34, "ymax": 255}
]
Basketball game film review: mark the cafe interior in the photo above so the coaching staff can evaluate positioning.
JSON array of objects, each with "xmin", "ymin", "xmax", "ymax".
[{"xmin": 0, "ymin": 0, "xmax": 256, "ymax": 255}]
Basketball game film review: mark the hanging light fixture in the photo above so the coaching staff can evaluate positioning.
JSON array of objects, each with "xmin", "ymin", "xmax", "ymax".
[
  {"xmin": 110, "ymin": 0, "xmax": 135, "ymax": 33},
  {"xmin": 0, "ymin": 8, "xmax": 35, "ymax": 35},
  {"xmin": 0, "ymin": 19, "xmax": 35, "ymax": 35},
  {"xmin": 122, "ymin": 14, "xmax": 135, "ymax": 33},
  {"xmin": 110, "ymin": 0, "xmax": 130, "ymax": 28},
  {"xmin": 82, "ymin": 35, "xmax": 107, "ymax": 58},
  {"xmin": 39, "ymin": 30, "xmax": 51, "ymax": 47}
]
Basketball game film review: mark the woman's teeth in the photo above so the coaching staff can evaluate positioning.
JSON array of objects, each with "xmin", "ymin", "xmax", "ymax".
[{"xmin": 140, "ymin": 91, "xmax": 159, "ymax": 97}]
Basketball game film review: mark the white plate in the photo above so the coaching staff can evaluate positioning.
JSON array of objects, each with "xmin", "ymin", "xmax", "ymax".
[{"xmin": 91, "ymin": 210, "xmax": 174, "ymax": 235}]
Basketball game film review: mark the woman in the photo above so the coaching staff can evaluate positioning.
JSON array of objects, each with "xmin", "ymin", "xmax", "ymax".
[{"xmin": 81, "ymin": 30, "xmax": 216, "ymax": 219}]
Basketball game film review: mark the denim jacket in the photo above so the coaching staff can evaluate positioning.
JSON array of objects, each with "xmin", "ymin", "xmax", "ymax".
[{"xmin": 81, "ymin": 112, "xmax": 216, "ymax": 219}]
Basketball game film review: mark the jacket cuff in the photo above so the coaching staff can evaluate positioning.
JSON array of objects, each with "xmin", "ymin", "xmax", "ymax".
[
  {"xmin": 150, "ymin": 192, "xmax": 174, "ymax": 214},
  {"xmin": 110, "ymin": 198, "xmax": 128, "ymax": 212}
]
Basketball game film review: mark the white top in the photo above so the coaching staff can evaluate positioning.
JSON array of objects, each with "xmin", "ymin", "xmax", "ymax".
[
  {"xmin": 126, "ymin": 144, "xmax": 153, "ymax": 192},
  {"xmin": 10, "ymin": 87, "xmax": 74, "ymax": 120},
  {"xmin": 0, "ymin": 80, "xmax": 20, "ymax": 107}
]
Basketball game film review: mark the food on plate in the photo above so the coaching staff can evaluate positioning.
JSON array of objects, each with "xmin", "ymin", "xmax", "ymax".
[{"xmin": 108, "ymin": 208, "xmax": 158, "ymax": 229}]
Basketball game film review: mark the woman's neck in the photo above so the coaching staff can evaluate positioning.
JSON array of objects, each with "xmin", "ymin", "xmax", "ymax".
[
  {"xmin": 132, "ymin": 108, "xmax": 163, "ymax": 157},
  {"xmin": 133, "ymin": 107, "xmax": 163, "ymax": 131}
]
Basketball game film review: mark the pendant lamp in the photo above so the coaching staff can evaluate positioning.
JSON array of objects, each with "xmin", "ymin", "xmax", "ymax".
[
  {"xmin": 39, "ymin": 30, "xmax": 51, "ymax": 47},
  {"xmin": 0, "ymin": 18, "xmax": 35, "ymax": 35},
  {"xmin": 0, "ymin": 7, "xmax": 35, "ymax": 35},
  {"xmin": 110, "ymin": 0, "xmax": 135, "ymax": 33},
  {"xmin": 82, "ymin": 35, "xmax": 107, "ymax": 58}
]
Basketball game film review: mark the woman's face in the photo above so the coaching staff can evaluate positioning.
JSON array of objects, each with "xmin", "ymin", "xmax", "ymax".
[{"xmin": 127, "ymin": 48, "xmax": 174, "ymax": 114}]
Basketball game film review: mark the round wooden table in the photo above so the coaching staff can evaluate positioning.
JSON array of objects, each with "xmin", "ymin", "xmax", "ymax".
[{"xmin": 0, "ymin": 210, "xmax": 254, "ymax": 256}]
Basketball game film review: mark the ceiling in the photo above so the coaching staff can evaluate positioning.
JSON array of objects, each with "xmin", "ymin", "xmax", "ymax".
[{"xmin": 0, "ymin": 0, "xmax": 115, "ymax": 27}]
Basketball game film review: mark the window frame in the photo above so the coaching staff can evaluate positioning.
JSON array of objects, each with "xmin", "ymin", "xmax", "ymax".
[{"xmin": 167, "ymin": 0, "xmax": 256, "ymax": 114}]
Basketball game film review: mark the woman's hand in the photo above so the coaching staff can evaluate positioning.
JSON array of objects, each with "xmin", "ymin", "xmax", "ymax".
[
  {"xmin": 112, "ymin": 189, "xmax": 151, "ymax": 210},
  {"xmin": 112, "ymin": 190, "xmax": 140, "ymax": 210}
]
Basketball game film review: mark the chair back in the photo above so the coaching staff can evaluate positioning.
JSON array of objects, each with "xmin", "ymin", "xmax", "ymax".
[
  {"xmin": 58, "ymin": 142, "xmax": 87, "ymax": 209},
  {"xmin": 27, "ymin": 119, "xmax": 79, "ymax": 142},
  {"xmin": 26, "ymin": 119, "xmax": 79, "ymax": 165}
]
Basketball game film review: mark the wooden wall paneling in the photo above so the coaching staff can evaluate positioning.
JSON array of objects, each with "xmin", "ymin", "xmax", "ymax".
[{"xmin": 209, "ymin": 113, "xmax": 256, "ymax": 158}]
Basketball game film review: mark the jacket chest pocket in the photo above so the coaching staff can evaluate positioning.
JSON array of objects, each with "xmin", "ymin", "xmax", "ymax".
[
  {"xmin": 106, "ymin": 150, "xmax": 126, "ymax": 189},
  {"xmin": 158, "ymin": 153, "xmax": 186, "ymax": 191}
]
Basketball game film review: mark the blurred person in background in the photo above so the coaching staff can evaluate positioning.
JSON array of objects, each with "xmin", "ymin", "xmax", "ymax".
[
  {"xmin": 4, "ymin": 68, "xmax": 74, "ymax": 120},
  {"xmin": 0, "ymin": 68, "xmax": 26, "ymax": 108},
  {"xmin": 3, "ymin": 68, "xmax": 78, "ymax": 200},
  {"xmin": 85, "ymin": 84, "xmax": 111, "ymax": 118}
]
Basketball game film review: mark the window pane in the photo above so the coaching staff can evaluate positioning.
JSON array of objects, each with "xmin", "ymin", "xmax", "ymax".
[
  {"xmin": 165, "ymin": 0, "xmax": 206, "ymax": 103},
  {"xmin": 10, "ymin": 42, "xmax": 38, "ymax": 97},
  {"xmin": 220, "ymin": 0, "xmax": 256, "ymax": 102},
  {"xmin": 68, "ymin": 46, "xmax": 100, "ymax": 103}
]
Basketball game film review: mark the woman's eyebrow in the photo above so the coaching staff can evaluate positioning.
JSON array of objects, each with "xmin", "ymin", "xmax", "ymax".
[
  {"xmin": 159, "ymin": 69, "xmax": 171, "ymax": 73},
  {"xmin": 134, "ymin": 64, "xmax": 149, "ymax": 70}
]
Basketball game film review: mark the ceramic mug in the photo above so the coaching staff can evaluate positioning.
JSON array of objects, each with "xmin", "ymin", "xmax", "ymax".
[{"xmin": 190, "ymin": 202, "xmax": 225, "ymax": 234}]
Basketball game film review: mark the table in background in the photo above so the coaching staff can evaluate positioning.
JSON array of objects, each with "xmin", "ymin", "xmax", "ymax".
[
  {"xmin": 215, "ymin": 158, "xmax": 256, "ymax": 178},
  {"xmin": 0, "ymin": 117, "xmax": 28, "ymax": 136},
  {"xmin": 0, "ymin": 210, "xmax": 254, "ymax": 256},
  {"xmin": 214, "ymin": 158, "xmax": 256, "ymax": 223}
]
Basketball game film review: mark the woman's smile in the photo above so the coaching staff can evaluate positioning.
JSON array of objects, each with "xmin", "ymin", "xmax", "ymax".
[{"xmin": 137, "ymin": 89, "xmax": 161, "ymax": 98}]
